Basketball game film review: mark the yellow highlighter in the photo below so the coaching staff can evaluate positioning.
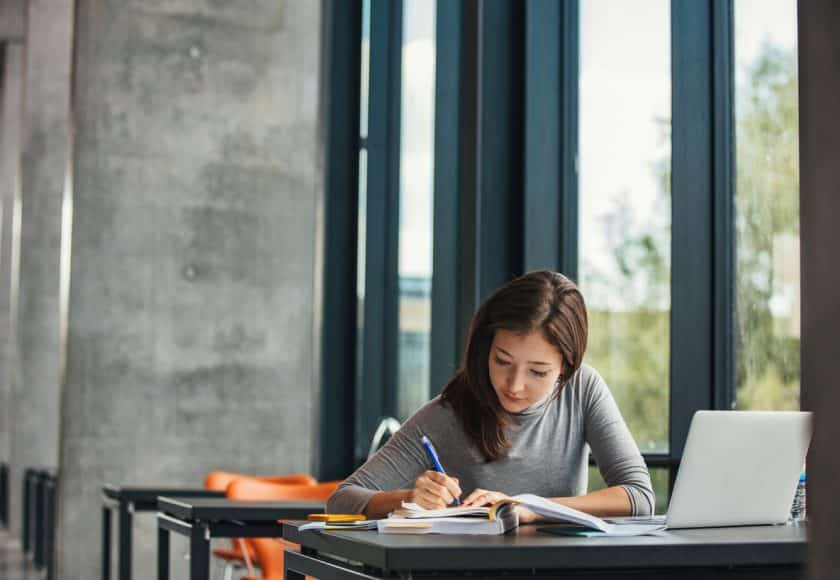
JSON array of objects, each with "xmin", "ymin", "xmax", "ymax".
[{"xmin": 307, "ymin": 513, "xmax": 366, "ymax": 523}]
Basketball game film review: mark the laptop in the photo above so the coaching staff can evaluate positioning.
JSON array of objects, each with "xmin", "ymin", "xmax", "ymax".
[{"xmin": 609, "ymin": 410, "xmax": 812, "ymax": 529}]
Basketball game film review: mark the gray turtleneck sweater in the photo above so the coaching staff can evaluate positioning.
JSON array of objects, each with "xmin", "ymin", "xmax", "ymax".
[{"xmin": 328, "ymin": 364, "xmax": 655, "ymax": 516}]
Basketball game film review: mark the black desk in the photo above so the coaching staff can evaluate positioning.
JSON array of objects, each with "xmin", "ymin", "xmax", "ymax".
[
  {"xmin": 156, "ymin": 496, "xmax": 325, "ymax": 580},
  {"xmin": 283, "ymin": 521, "xmax": 807, "ymax": 580},
  {"xmin": 101, "ymin": 485, "xmax": 225, "ymax": 580}
]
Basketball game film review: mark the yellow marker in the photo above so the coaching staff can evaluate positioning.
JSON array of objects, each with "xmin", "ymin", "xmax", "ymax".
[{"xmin": 307, "ymin": 513, "xmax": 366, "ymax": 522}]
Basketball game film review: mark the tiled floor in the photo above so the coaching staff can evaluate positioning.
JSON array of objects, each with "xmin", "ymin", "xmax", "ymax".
[{"xmin": 0, "ymin": 528, "xmax": 41, "ymax": 580}]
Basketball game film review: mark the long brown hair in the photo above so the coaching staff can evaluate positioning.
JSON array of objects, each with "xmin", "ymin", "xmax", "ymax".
[{"xmin": 440, "ymin": 271, "xmax": 588, "ymax": 461}]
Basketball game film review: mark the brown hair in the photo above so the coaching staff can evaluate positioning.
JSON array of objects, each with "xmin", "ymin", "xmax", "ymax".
[{"xmin": 440, "ymin": 271, "xmax": 588, "ymax": 461}]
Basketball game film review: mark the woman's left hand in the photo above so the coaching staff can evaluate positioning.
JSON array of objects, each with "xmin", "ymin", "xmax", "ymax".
[{"xmin": 461, "ymin": 488, "xmax": 511, "ymax": 507}]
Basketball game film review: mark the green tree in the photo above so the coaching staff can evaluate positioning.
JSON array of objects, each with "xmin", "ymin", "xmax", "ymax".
[{"xmin": 734, "ymin": 43, "xmax": 800, "ymax": 411}]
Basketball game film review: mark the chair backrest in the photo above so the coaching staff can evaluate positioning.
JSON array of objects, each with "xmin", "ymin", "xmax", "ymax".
[
  {"xmin": 204, "ymin": 470, "xmax": 318, "ymax": 567},
  {"xmin": 226, "ymin": 478, "xmax": 341, "ymax": 502},
  {"xmin": 204, "ymin": 470, "xmax": 317, "ymax": 491},
  {"xmin": 367, "ymin": 417, "xmax": 401, "ymax": 459},
  {"xmin": 226, "ymin": 479, "xmax": 343, "ymax": 579}
]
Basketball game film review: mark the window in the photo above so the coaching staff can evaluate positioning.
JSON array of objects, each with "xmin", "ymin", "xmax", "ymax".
[
  {"xmin": 734, "ymin": 0, "xmax": 800, "ymax": 411},
  {"xmin": 588, "ymin": 466, "xmax": 670, "ymax": 515},
  {"xmin": 397, "ymin": 0, "xmax": 436, "ymax": 420},
  {"xmin": 352, "ymin": 0, "xmax": 436, "ymax": 460},
  {"xmin": 326, "ymin": 0, "xmax": 801, "ymax": 488},
  {"xmin": 579, "ymin": 0, "xmax": 671, "ymax": 507},
  {"xmin": 579, "ymin": 0, "xmax": 671, "ymax": 454},
  {"xmin": 356, "ymin": 0, "xmax": 370, "ymax": 421}
]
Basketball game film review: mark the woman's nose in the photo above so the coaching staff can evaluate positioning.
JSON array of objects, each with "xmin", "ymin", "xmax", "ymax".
[{"xmin": 507, "ymin": 369, "xmax": 527, "ymax": 393}]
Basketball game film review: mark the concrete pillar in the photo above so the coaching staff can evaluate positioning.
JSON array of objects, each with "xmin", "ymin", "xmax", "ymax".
[
  {"xmin": 798, "ymin": 0, "xmax": 840, "ymax": 576},
  {"xmin": 0, "ymin": 1, "xmax": 26, "ymax": 42},
  {"xmin": 11, "ymin": 0, "xmax": 75, "ymax": 538},
  {"xmin": 0, "ymin": 43, "xmax": 25, "ymax": 524},
  {"xmin": 58, "ymin": 1, "xmax": 323, "ymax": 578}
]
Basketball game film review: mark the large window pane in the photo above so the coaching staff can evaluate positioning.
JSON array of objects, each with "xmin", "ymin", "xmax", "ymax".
[
  {"xmin": 588, "ymin": 466, "xmax": 670, "ymax": 515},
  {"xmin": 578, "ymin": 0, "xmax": 671, "ymax": 453},
  {"xmin": 356, "ymin": 0, "xmax": 371, "ymax": 400},
  {"xmin": 734, "ymin": 0, "xmax": 800, "ymax": 411},
  {"xmin": 360, "ymin": 0, "xmax": 371, "ymax": 139},
  {"xmin": 397, "ymin": 0, "xmax": 436, "ymax": 420}
]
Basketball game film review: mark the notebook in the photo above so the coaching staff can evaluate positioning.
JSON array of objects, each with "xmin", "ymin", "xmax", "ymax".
[
  {"xmin": 378, "ymin": 493, "xmax": 665, "ymax": 536},
  {"xmin": 299, "ymin": 520, "xmax": 379, "ymax": 531}
]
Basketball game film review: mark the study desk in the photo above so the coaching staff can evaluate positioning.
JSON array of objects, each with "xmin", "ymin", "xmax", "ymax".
[
  {"xmin": 156, "ymin": 496, "xmax": 325, "ymax": 580},
  {"xmin": 283, "ymin": 521, "xmax": 807, "ymax": 580},
  {"xmin": 101, "ymin": 485, "xmax": 225, "ymax": 580}
]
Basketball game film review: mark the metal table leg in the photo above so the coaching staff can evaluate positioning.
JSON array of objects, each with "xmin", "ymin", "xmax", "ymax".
[
  {"xmin": 189, "ymin": 522, "xmax": 210, "ymax": 580},
  {"xmin": 157, "ymin": 523, "xmax": 170, "ymax": 580},
  {"xmin": 22, "ymin": 469, "xmax": 32, "ymax": 554},
  {"xmin": 35, "ymin": 473, "xmax": 45, "ymax": 568},
  {"xmin": 118, "ymin": 501, "xmax": 133, "ymax": 580},
  {"xmin": 102, "ymin": 504, "xmax": 112, "ymax": 580},
  {"xmin": 45, "ymin": 477, "xmax": 56, "ymax": 580}
]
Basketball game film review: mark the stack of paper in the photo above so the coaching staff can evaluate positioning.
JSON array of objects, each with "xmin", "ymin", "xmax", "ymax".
[
  {"xmin": 378, "ymin": 493, "xmax": 666, "ymax": 536},
  {"xmin": 378, "ymin": 503, "xmax": 519, "ymax": 535}
]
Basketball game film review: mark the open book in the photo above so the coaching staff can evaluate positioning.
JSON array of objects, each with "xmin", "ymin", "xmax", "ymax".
[{"xmin": 378, "ymin": 493, "xmax": 665, "ymax": 536}]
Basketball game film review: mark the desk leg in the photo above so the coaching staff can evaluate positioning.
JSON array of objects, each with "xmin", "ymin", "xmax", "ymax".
[
  {"xmin": 157, "ymin": 524, "xmax": 170, "ymax": 580},
  {"xmin": 45, "ymin": 482, "xmax": 56, "ymax": 580},
  {"xmin": 118, "ymin": 502, "xmax": 132, "ymax": 580},
  {"xmin": 35, "ymin": 477, "xmax": 45, "ymax": 568},
  {"xmin": 189, "ymin": 522, "xmax": 210, "ymax": 580},
  {"xmin": 22, "ymin": 472, "xmax": 31, "ymax": 554},
  {"xmin": 102, "ymin": 506, "xmax": 112, "ymax": 580}
]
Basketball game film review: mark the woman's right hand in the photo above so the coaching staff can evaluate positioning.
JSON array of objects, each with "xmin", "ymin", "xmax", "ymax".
[{"xmin": 406, "ymin": 471, "xmax": 462, "ymax": 509}]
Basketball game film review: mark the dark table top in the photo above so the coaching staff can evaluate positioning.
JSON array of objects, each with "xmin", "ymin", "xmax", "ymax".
[
  {"xmin": 158, "ymin": 497, "xmax": 325, "ymax": 522},
  {"xmin": 283, "ymin": 521, "xmax": 807, "ymax": 572},
  {"xmin": 102, "ymin": 485, "xmax": 224, "ymax": 508}
]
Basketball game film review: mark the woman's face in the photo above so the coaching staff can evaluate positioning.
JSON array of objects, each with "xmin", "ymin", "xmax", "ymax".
[{"xmin": 488, "ymin": 329, "xmax": 564, "ymax": 413}]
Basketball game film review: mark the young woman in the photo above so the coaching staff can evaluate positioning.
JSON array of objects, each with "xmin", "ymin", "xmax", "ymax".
[{"xmin": 327, "ymin": 271, "xmax": 654, "ymax": 522}]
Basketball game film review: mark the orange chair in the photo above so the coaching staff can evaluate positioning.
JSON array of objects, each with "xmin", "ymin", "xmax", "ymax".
[
  {"xmin": 205, "ymin": 471, "xmax": 317, "ymax": 492},
  {"xmin": 205, "ymin": 472, "xmax": 318, "ymax": 578},
  {"xmin": 226, "ymin": 479, "xmax": 343, "ymax": 580}
]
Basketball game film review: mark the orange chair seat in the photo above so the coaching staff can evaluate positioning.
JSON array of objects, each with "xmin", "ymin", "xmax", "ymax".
[
  {"xmin": 205, "ymin": 471, "xmax": 318, "ymax": 571},
  {"xmin": 227, "ymin": 479, "xmax": 343, "ymax": 580},
  {"xmin": 211, "ymin": 545, "xmax": 256, "ymax": 562}
]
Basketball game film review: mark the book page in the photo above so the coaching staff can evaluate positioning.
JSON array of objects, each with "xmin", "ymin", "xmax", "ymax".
[
  {"xmin": 510, "ymin": 494, "xmax": 612, "ymax": 532},
  {"xmin": 391, "ymin": 502, "xmax": 491, "ymax": 519}
]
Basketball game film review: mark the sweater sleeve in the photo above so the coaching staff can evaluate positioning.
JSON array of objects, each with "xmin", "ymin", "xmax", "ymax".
[
  {"xmin": 580, "ymin": 367, "xmax": 656, "ymax": 516},
  {"xmin": 326, "ymin": 402, "xmax": 437, "ymax": 514}
]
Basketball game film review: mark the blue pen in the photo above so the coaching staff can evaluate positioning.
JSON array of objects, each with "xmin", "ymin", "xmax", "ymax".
[{"xmin": 420, "ymin": 434, "xmax": 462, "ymax": 505}]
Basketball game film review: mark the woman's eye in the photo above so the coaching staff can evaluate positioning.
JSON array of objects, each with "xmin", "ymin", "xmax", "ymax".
[
  {"xmin": 530, "ymin": 369, "xmax": 549, "ymax": 378},
  {"xmin": 494, "ymin": 356, "xmax": 511, "ymax": 366}
]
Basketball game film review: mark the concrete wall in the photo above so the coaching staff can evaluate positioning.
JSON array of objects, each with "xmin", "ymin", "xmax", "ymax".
[
  {"xmin": 0, "ymin": 1, "xmax": 26, "ymax": 42},
  {"xmin": 11, "ymin": 0, "xmax": 75, "ymax": 537},
  {"xmin": 0, "ymin": 42, "xmax": 24, "ymax": 496},
  {"xmin": 57, "ymin": 1, "xmax": 323, "ymax": 578}
]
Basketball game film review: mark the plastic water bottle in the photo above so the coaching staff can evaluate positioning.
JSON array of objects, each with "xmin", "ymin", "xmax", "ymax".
[{"xmin": 790, "ymin": 471, "xmax": 806, "ymax": 523}]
